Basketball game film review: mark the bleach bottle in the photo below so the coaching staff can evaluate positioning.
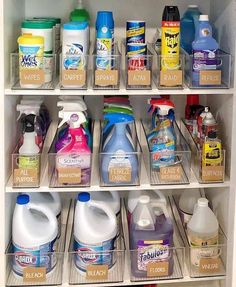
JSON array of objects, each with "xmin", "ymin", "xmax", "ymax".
[
  {"xmin": 130, "ymin": 195, "xmax": 174, "ymax": 277},
  {"xmin": 12, "ymin": 194, "xmax": 58, "ymax": 276},
  {"xmin": 101, "ymin": 113, "xmax": 138, "ymax": 185},
  {"xmin": 192, "ymin": 15, "xmax": 219, "ymax": 87},
  {"xmin": 24, "ymin": 192, "xmax": 62, "ymax": 237},
  {"xmin": 74, "ymin": 192, "xmax": 117, "ymax": 273},
  {"xmin": 180, "ymin": 5, "xmax": 201, "ymax": 54}
]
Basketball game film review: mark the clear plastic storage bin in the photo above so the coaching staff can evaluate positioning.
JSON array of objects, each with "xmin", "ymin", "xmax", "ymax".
[
  {"xmin": 92, "ymin": 43, "xmax": 121, "ymax": 90},
  {"xmin": 99, "ymin": 121, "xmax": 142, "ymax": 187},
  {"xmin": 184, "ymin": 50, "xmax": 231, "ymax": 89},
  {"xmin": 180, "ymin": 120, "xmax": 225, "ymax": 183},
  {"xmin": 141, "ymin": 121, "xmax": 191, "ymax": 185},
  {"xmin": 11, "ymin": 53, "xmax": 57, "ymax": 90},
  {"xmin": 60, "ymin": 54, "xmax": 89, "ymax": 89},
  {"xmin": 171, "ymin": 195, "xmax": 227, "ymax": 278}
]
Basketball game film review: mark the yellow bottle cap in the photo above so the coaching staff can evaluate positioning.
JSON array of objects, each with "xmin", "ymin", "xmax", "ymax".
[{"xmin": 17, "ymin": 34, "xmax": 44, "ymax": 45}]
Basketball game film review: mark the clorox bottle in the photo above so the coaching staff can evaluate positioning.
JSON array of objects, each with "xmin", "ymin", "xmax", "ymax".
[
  {"xmin": 74, "ymin": 192, "xmax": 117, "ymax": 274},
  {"xmin": 12, "ymin": 194, "xmax": 58, "ymax": 277}
]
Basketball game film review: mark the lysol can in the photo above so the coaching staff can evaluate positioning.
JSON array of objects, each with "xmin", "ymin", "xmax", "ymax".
[
  {"xmin": 127, "ymin": 43, "xmax": 147, "ymax": 70},
  {"xmin": 126, "ymin": 21, "xmax": 145, "ymax": 44}
]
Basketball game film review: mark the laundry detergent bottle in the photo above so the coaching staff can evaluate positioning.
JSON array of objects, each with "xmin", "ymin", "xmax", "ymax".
[
  {"xmin": 12, "ymin": 194, "xmax": 58, "ymax": 276},
  {"xmin": 101, "ymin": 114, "xmax": 138, "ymax": 185},
  {"xmin": 130, "ymin": 195, "xmax": 174, "ymax": 277},
  {"xmin": 74, "ymin": 192, "xmax": 117, "ymax": 274}
]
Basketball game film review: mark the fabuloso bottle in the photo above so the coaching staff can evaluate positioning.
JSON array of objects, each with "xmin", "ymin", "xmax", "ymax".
[{"xmin": 161, "ymin": 6, "xmax": 180, "ymax": 71}]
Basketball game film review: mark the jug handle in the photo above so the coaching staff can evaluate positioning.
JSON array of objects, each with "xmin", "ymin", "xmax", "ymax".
[
  {"xmin": 154, "ymin": 190, "xmax": 167, "ymax": 205},
  {"xmin": 89, "ymin": 200, "xmax": 117, "ymax": 227},
  {"xmin": 27, "ymin": 202, "xmax": 58, "ymax": 233},
  {"xmin": 150, "ymin": 201, "xmax": 170, "ymax": 219},
  {"xmin": 50, "ymin": 192, "xmax": 62, "ymax": 209}
]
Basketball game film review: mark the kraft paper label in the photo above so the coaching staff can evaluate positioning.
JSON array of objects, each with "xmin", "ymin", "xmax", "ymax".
[
  {"xmin": 147, "ymin": 262, "xmax": 169, "ymax": 277},
  {"xmin": 23, "ymin": 267, "xmax": 46, "ymax": 283},
  {"xmin": 160, "ymin": 165, "xmax": 182, "ymax": 182},
  {"xmin": 160, "ymin": 70, "xmax": 182, "ymax": 86},
  {"xmin": 199, "ymin": 258, "xmax": 221, "ymax": 274},
  {"xmin": 86, "ymin": 265, "xmax": 108, "ymax": 280},
  {"xmin": 109, "ymin": 167, "xmax": 131, "ymax": 183},
  {"xmin": 58, "ymin": 167, "xmax": 81, "ymax": 184},
  {"xmin": 14, "ymin": 168, "xmax": 38, "ymax": 185},
  {"xmin": 200, "ymin": 70, "xmax": 221, "ymax": 86},
  {"xmin": 20, "ymin": 70, "xmax": 45, "ymax": 85},
  {"xmin": 95, "ymin": 70, "xmax": 118, "ymax": 86},
  {"xmin": 62, "ymin": 70, "xmax": 86, "ymax": 86},
  {"xmin": 128, "ymin": 70, "xmax": 151, "ymax": 86},
  {"xmin": 202, "ymin": 166, "xmax": 224, "ymax": 181}
]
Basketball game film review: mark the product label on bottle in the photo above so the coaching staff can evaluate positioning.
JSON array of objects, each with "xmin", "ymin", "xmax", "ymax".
[
  {"xmin": 63, "ymin": 43, "xmax": 86, "ymax": 70},
  {"xmin": 62, "ymin": 70, "xmax": 86, "ymax": 87},
  {"xmin": 189, "ymin": 234, "xmax": 219, "ymax": 267},
  {"xmin": 96, "ymin": 38, "xmax": 112, "ymax": 70},
  {"xmin": 13, "ymin": 237, "xmax": 57, "ymax": 277},
  {"xmin": 128, "ymin": 70, "xmax": 151, "ymax": 86},
  {"xmin": 160, "ymin": 70, "xmax": 182, "ymax": 87},
  {"xmin": 56, "ymin": 153, "xmax": 91, "ymax": 169},
  {"xmin": 73, "ymin": 237, "xmax": 116, "ymax": 272},
  {"xmin": 202, "ymin": 142, "xmax": 222, "ymax": 166},
  {"xmin": 95, "ymin": 70, "xmax": 118, "ymax": 86},
  {"xmin": 193, "ymin": 49, "xmax": 219, "ymax": 75},
  {"xmin": 137, "ymin": 240, "xmax": 170, "ymax": 271},
  {"xmin": 108, "ymin": 150, "xmax": 132, "ymax": 183},
  {"xmin": 86, "ymin": 264, "xmax": 109, "ymax": 280}
]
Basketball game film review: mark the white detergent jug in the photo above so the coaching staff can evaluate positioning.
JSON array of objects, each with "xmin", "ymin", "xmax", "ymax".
[
  {"xmin": 12, "ymin": 194, "xmax": 58, "ymax": 277},
  {"xmin": 74, "ymin": 192, "xmax": 117, "ymax": 274},
  {"xmin": 127, "ymin": 190, "xmax": 167, "ymax": 224},
  {"xmin": 187, "ymin": 198, "xmax": 219, "ymax": 267},
  {"xmin": 24, "ymin": 192, "xmax": 62, "ymax": 237}
]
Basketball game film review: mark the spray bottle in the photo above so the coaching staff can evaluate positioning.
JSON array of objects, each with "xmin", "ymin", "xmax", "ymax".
[
  {"xmin": 101, "ymin": 113, "xmax": 138, "ymax": 185},
  {"xmin": 70, "ymin": 0, "xmax": 90, "ymax": 22},
  {"xmin": 19, "ymin": 114, "xmax": 40, "ymax": 171},
  {"xmin": 56, "ymin": 111, "xmax": 91, "ymax": 185},
  {"xmin": 147, "ymin": 99, "xmax": 176, "ymax": 168}
]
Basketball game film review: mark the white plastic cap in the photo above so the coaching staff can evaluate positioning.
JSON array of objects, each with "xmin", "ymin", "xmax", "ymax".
[
  {"xmin": 139, "ymin": 195, "xmax": 150, "ymax": 204},
  {"xmin": 188, "ymin": 5, "xmax": 198, "ymax": 8},
  {"xmin": 198, "ymin": 198, "xmax": 208, "ymax": 207},
  {"xmin": 199, "ymin": 15, "xmax": 209, "ymax": 21}
]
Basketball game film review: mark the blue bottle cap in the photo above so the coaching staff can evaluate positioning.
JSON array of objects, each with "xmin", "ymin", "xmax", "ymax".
[
  {"xmin": 63, "ymin": 21, "xmax": 88, "ymax": 30},
  {"xmin": 78, "ymin": 192, "xmax": 90, "ymax": 202},
  {"xmin": 96, "ymin": 11, "xmax": 114, "ymax": 30},
  {"xmin": 17, "ymin": 194, "xmax": 30, "ymax": 205}
]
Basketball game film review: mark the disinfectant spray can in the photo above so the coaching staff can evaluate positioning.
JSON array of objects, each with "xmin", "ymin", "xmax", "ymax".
[{"xmin": 161, "ymin": 6, "xmax": 180, "ymax": 71}]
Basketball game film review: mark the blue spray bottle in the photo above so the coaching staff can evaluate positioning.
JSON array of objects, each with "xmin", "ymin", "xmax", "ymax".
[{"xmin": 101, "ymin": 113, "xmax": 138, "ymax": 185}]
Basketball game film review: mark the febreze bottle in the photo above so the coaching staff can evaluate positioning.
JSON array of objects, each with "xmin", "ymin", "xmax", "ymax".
[
  {"xmin": 101, "ymin": 113, "xmax": 138, "ymax": 185},
  {"xmin": 56, "ymin": 111, "xmax": 91, "ymax": 185},
  {"xmin": 147, "ymin": 99, "xmax": 176, "ymax": 168},
  {"xmin": 161, "ymin": 6, "xmax": 180, "ymax": 71}
]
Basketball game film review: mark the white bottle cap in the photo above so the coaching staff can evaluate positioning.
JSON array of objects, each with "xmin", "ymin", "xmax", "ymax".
[
  {"xmin": 188, "ymin": 5, "xmax": 198, "ymax": 8},
  {"xmin": 139, "ymin": 195, "xmax": 150, "ymax": 204},
  {"xmin": 198, "ymin": 198, "xmax": 208, "ymax": 207},
  {"xmin": 199, "ymin": 15, "xmax": 209, "ymax": 21}
]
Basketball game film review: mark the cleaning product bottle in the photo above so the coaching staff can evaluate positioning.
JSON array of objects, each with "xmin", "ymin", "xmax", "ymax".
[
  {"xmin": 197, "ymin": 106, "xmax": 210, "ymax": 147},
  {"xmin": 192, "ymin": 15, "xmax": 219, "ymax": 87},
  {"xmin": 101, "ymin": 114, "xmax": 138, "ymax": 185},
  {"xmin": 74, "ymin": 192, "xmax": 117, "ymax": 273},
  {"xmin": 202, "ymin": 130, "xmax": 222, "ymax": 167},
  {"xmin": 96, "ymin": 25, "xmax": 113, "ymax": 71},
  {"xmin": 161, "ymin": 6, "xmax": 180, "ymax": 71},
  {"xmin": 12, "ymin": 194, "xmax": 58, "ymax": 276},
  {"xmin": 185, "ymin": 94, "xmax": 201, "ymax": 134},
  {"xmin": 56, "ymin": 111, "xmax": 91, "ymax": 185},
  {"xmin": 187, "ymin": 198, "xmax": 219, "ymax": 267},
  {"xmin": 70, "ymin": 0, "xmax": 90, "ymax": 22},
  {"xmin": 147, "ymin": 99, "xmax": 176, "ymax": 168},
  {"xmin": 96, "ymin": 11, "xmax": 114, "ymax": 52},
  {"xmin": 24, "ymin": 192, "xmax": 62, "ymax": 237},
  {"xmin": 130, "ymin": 195, "xmax": 174, "ymax": 277},
  {"xmin": 104, "ymin": 96, "xmax": 130, "ymax": 104},
  {"xmin": 127, "ymin": 190, "xmax": 167, "ymax": 225},
  {"xmin": 180, "ymin": 5, "xmax": 201, "ymax": 54},
  {"xmin": 202, "ymin": 112, "xmax": 217, "ymax": 143},
  {"xmin": 19, "ymin": 114, "xmax": 40, "ymax": 171},
  {"xmin": 178, "ymin": 189, "xmax": 201, "ymax": 228}
]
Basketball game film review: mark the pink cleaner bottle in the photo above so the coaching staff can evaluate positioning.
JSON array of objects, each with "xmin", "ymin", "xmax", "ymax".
[{"xmin": 56, "ymin": 111, "xmax": 91, "ymax": 185}]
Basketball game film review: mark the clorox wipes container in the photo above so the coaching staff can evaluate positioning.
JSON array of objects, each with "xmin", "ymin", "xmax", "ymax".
[
  {"xmin": 12, "ymin": 194, "xmax": 58, "ymax": 276},
  {"xmin": 73, "ymin": 192, "xmax": 117, "ymax": 274}
]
